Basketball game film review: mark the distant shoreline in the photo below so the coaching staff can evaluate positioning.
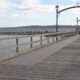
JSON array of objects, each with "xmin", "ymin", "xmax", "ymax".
[
  {"xmin": 0, "ymin": 31, "xmax": 52, "ymax": 35},
  {"xmin": 0, "ymin": 25, "xmax": 77, "ymax": 35}
]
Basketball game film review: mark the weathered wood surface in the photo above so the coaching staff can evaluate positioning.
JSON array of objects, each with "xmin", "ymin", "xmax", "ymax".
[{"xmin": 0, "ymin": 35, "xmax": 80, "ymax": 80}]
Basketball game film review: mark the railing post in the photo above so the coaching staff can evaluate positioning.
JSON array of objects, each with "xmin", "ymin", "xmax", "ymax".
[
  {"xmin": 16, "ymin": 38, "xmax": 19, "ymax": 53},
  {"xmin": 40, "ymin": 36, "xmax": 42, "ymax": 46},
  {"xmin": 30, "ymin": 36, "xmax": 33, "ymax": 48},
  {"xmin": 60, "ymin": 35, "xmax": 62, "ymax": 39},
  {"xmin": 47, "ymin": 37, "xmax": 49, "ymax": 43},
  {"xmin": 56, "ymin": 34, "xmax": 58, "ymax": 41},
  {"xmin": 53, "ymin": 37, "xmax": 54, "ymax": 42}
]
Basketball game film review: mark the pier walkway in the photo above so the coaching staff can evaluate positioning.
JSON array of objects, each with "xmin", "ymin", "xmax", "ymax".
[{"xmin": 0, "ymin": 35, "xmax": 80, "ymax": 80}]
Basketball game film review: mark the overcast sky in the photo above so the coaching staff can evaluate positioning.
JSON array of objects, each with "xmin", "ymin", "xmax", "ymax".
[{"xmin": 0, "ymin": 0, "xmax": 80, "ymax": 27}]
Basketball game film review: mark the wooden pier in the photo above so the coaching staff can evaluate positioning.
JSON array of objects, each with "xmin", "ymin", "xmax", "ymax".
[{"xmin": 0, "ymin": 35, "xmax": 79, "ymax": 80}]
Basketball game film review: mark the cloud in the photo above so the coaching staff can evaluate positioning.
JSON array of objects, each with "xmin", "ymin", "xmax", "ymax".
[
  {"xmin": 10, "ymin": 0, "xmax": 55, "ymax": 17},
  {"xmin": 0, "ymin": 0, "xmax": 9, "ymax": 9},
  {"xmin": 0, "ymin": 0, "xmax": 80, "ymax": 15},
  {"xmin": 71, "ymin": 0, "xmax": 79, "ymax": 2},
  {"xmin": 70, "ymin": 8, "xmax": 80, "ymax": 15},
  {"xmin": 58, "ymin": 4, "xmax": 80, "ymax": 15},
  {"xmin": 2, "ymin": 0, "xmax": 80, "ymax": 18},
  {"xmin": 0, "ymin": 0, "xmax": 55, "ymax": 18},
  {"xmin": 16, "ymin": 0, "xmax": 55, "ymax": 13},
  {"xmin": 0, "ymin": 0, "xmax": 16, "ymax": 9},
  {"xmin": 20, "ymin": 0, "xmax": 41, "ymax": 8},
  {"xmin": 12, "ymin": 13, "xmax": 19, "ymax": 17},
  {"xmin": 17, "ymin": 0, "xmax": 55, "ymax": 16}
]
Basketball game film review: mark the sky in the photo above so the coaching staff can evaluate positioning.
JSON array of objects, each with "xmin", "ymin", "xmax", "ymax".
[{"xmin": 0, "ymin": 0, "xmax": 80, "ymax": 27}]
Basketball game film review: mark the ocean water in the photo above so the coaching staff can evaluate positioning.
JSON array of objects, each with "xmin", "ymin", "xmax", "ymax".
[{"xmin": 0, "ymin": 35, "xmax": 55, "ymax": 57}]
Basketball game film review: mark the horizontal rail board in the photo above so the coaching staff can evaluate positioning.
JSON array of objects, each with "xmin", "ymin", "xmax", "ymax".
[
  {"xmin": 0, "ymin": 38, "xmax": 49, "ymax": 51},
  {"xmin": 0, "ymin": 32, "xmax": 76, "ymax": 41}
]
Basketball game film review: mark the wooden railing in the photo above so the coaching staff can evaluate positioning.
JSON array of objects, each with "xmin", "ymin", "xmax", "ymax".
[{"xmin": 0, "ymin": 32, "xmax": 77, "ymax": 61}]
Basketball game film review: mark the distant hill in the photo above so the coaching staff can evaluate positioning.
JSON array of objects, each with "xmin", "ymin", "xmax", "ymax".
[{"xmin": 0, "ymin": 25, "xmax": 79, "ymax": 34}]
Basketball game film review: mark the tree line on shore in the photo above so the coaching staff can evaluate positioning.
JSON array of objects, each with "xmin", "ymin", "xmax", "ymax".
[{"xmin": 0, "ymin": 31, "xmax": 54, "ymax": 35}]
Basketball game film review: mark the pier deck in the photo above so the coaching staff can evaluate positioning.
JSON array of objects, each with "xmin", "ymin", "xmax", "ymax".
[{"xmin": 0, "ymin": 35, "xmax": 80, "ymax": 80}]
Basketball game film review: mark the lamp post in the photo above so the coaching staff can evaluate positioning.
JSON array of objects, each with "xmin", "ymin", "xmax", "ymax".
[
  {"xmin": 55, "ymin": 5, "xmax": 80, "ymax": 39},
  {"xmin": 55, "ymin": 5, "xmax": 59, "ymax": 40},
  {"xmin": 55, "ymin": 5, "xmax": 59, "ymax": 33}
]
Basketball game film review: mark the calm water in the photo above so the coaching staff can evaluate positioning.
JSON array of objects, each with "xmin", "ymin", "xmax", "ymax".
[{"xmin": 0, "ymin": 35, "xmax": 56, "ymax": 57}]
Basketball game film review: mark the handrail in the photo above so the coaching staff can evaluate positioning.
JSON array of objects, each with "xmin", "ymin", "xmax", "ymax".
[
  {"xmin": 0, "ymin": 31, "xmax": 76, "ymax": 41},
  {"xmin": 0, "ymin": 31, "xmax": 77, "ymax": 61}
]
